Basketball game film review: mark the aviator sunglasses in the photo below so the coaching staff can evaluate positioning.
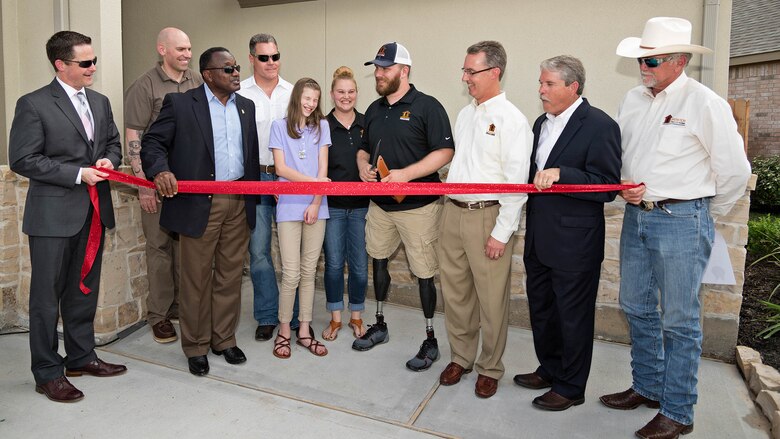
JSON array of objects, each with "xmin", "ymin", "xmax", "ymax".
[
  {"xmin": 255, "ymin": 53, "xmax": 281, "ymax": 63},
  {"xmin": 64, "ymin": 57, "xmax": 98, "ymax": 68},
  {"xmin": 637, "ymin": 56, "xmax": 674, "ymax": 68},
  {"xmin": 202, "ymin": 65, "xmax": 241, "ymax": 74}
]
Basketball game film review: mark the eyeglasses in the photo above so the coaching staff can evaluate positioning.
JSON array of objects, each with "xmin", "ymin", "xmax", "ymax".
[
  {"xmin": 255, "ymin": 53, "xmax": 281, "ymax": 63},
  {"xmin": 64, "ymin": 57, "xmax": 98, "ymax": 68},
  {"xmin": 203, "ymin": 65, "xmax": 241, "ymax": 74},
  {"xmin": 637, "ymin": 56, "xmax": 674, "ymax": 68},
  {"xmin": 461, "ymin": 66, "xmax": 493, "ymax": 77}
]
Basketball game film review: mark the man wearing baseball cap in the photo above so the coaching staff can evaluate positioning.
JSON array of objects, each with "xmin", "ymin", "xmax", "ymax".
[
  {"xmin": 600, "ymin": 17, "xmax": 750, "ymax": 439},
  {"xmin": 355, "ymin": 42, "xmax": 455, "ymax": 372}
]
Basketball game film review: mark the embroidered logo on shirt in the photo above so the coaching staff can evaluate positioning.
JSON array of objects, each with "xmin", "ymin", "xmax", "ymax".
[
  {"xmin": 486, "ymin": 123, "xmax": 496, "ymax": 136},
  {"xmin": 662, "ymin": 114, "xmax": 686, "ymax": 126},
  {"xmin": 360, "ymin": 129, "xmax": 364, "ymax": 138},
  {"xmin": 400, "ymin": 111, "xmax": 411, "ymax": 121}
]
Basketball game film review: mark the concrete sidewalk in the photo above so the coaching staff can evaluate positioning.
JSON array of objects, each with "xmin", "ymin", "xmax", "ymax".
[{"xmin": 0, "ymin": 277, "xmax": 771, "ymax": 438}]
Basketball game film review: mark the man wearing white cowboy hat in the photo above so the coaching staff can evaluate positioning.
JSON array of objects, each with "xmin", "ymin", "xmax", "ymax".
[{"xmin": 599, "ymin": 17, "xmax": 751, "ymax": 439}]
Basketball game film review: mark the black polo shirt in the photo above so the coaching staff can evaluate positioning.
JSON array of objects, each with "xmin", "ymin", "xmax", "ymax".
[
  {"xmin": 326, "ymin": 109, "xmax": 369, "ymax": 209},
  {"xmin": 359, "ymin": 84, "xmax": 455, "ymax": 211}
]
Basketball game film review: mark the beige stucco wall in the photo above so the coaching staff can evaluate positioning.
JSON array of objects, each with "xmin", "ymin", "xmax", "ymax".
[{"xmin": 121, "ymin": 0, "xmax": 728, "ymax": 123}]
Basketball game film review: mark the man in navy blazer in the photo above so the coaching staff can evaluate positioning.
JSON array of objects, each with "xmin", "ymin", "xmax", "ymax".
[
  {"xmin": 9, "ymin": 31, "xmax": 126, "ymax": 403},
  {"xmin": 142, "ymin": 47, "xmax": 260, "ymax": 376},
  {"xmin": 512, "ymin": 56, "xmax": 621, "ymax": 411}
]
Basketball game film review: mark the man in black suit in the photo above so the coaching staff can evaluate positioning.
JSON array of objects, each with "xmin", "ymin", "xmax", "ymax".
[
  {"xmin": 142, "ymin": 47, "xmax": 260, "ymax": 376},
  {"xmin": 512, "ymin": 55, "xmax": 621, "ymax": 411},
  {"xmin": 9, "ymin": 31, "xmax": 126, "ymax": 403}
]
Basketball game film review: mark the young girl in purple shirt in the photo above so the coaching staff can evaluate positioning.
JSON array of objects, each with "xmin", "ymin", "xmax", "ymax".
[{"xmin": 269, "ymin": 78, "xmax": 331, "ymax": 358}]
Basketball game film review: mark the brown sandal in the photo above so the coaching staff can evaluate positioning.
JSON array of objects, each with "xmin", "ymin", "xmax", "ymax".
[
  {"xmin": 322, "ymin": 320, "xmax": 342, "ymax": 341},
  {"xmin": 296, "ymin": 336, "xmax": 328, "ymax": 357},
  {"xmin": 348, "ymin": 319, "xmax": 365, "ymax": 338},
  {"xmin": 273, "ymin": 334, "xmax": 291, "ymax": 359}
]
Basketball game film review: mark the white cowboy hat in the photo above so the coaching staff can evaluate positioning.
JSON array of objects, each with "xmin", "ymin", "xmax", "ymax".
[{"xmin": 616, "ymin": 17, "xmax": 713, "ymax": 58}]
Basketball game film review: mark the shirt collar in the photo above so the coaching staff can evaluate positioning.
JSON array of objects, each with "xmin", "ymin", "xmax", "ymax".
[
  {"xmin": 204, "ymin": 83, "xmax": 236, "ymax": 104},
  {"xmin": 642, "ymin": 71, "xmax": 688, "ymax": 98},
  {"xmin": 327, "ymin": 109, "xmax": 364, "ymax": 132},
  {"xmin": 247, "ymin": 75, "xmax": 292, "ymax": 93},
  {"xmin": 545, "ymin": 96, "xmax": 583, "ymax": 123},
  {"xmin": 155, "ymin": 62, "xmax": 194, "ymax": 83},
  {"xmin": 56, "ymin": 77, "xmax": 83, "ymax": 97},
  {"xmin": 381, "ymin": 83, "xmax": 418, "ymax": 106},
  {"xmin": 471, "ymin": 91, "xmax": 507, "ymax": 109}
]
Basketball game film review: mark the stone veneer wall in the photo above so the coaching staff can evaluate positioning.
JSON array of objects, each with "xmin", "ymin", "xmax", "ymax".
[
  {"xmin": 0, "ymin": 165, "xmax": 148, "ymax": 343},
  {"xmin": 0, "ymin": 164, "xmax": 755, "ymax": 360}
]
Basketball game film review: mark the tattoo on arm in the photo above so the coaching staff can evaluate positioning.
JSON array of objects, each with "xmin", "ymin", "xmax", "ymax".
[{"xmin": 128, "ymin": 130, "xmax": 144, "ymax": 176}]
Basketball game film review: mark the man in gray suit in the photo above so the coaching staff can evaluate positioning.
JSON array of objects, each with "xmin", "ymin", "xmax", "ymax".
[{"xmin": 9, "ymin": 30, "xmax": 126, "ymax": 403}]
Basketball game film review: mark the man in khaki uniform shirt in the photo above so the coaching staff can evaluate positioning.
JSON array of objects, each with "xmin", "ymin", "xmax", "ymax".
[{"xmin": 124, "ymin": 27, "xmax": 203, "ymax": 344}]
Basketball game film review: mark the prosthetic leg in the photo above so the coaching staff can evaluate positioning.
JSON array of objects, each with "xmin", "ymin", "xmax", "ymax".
[
  {"xmin": 352, "ymin": 258, "xmax": 391, "ymax": 351},
  {"xmin": 406, "ymin": 277, "xmax": 440, "ymax": 371}
]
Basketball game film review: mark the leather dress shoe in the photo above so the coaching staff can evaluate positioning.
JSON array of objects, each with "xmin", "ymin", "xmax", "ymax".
[
  {"xmin": 513, "ymin": 372, "xmax": 552, "ymax": 389},
  {"xmin": 636, "ymin": 413, "xmax": 694, "ymax": 439},
  {"xmin": 532, "ymin": 390, "xmax": 584, "ymax": 411},
  {"xmin": 600, "ymin": 388, "xmax": 660, "ymax": 410},
  {"xmin": 213, "ymin": 346, "xmax": 247, "ymax": 364},
  {"xmin": 255, "ymin": 325, "xmax": 276, "ymax": 341},
  {"xmin": 439, "ymin": 362, "xmax": 472, "ymax": 386},
  {"xmin": 65, "ymin": 358, "xmax": 127, "ymax": 377},
  {"xmin": 35, "ymin": 376, "xmax": 84, "ymax": 403},
  {"xmin": 475, "ymin": 374, "xmax": 498, "ymax": 398},
  {"xmin": 188, "ymin": 355, "xmax": 209, "ymax": 376}
]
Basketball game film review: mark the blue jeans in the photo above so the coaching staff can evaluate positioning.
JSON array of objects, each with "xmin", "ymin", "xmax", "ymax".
[
  {"xmin": 249, "ymin": 172, "xmax": 299, "ymax": 327},
  {"xmin": 323, "ymin": 207, "xmax": 368, "ymax": 311},
  {"xmin": 619, "ymin": 199, "xmax": 714, "ymax": 425}
]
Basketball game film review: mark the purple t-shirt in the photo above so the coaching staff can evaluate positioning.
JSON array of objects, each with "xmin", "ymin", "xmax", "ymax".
[{"xmin": 269, "ymin": 118, "xmax": 331, "ymax": 222}]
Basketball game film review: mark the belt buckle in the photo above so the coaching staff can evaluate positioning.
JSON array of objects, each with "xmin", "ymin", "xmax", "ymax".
[
  {"xmin": 640, "ymin": 200, "xmax": 654, "ymax": 211},
  {"xmin": 467, "ymin": 201, "xmax": 482, "ymax": 211}
]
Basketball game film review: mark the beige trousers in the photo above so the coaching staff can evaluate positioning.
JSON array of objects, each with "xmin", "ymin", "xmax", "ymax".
[
  {"xmin": 439, "ymin": 201, "xmax": 513, "ymax": 379},
  {"xmin": 277, "ymin": 220, "xmax": 326, "ymax": 323}
]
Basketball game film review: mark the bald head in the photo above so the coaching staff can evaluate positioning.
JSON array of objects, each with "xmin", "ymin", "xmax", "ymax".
[{"xmin": 156, "ymin": 27, "xmax": 193, "ymax": 76}]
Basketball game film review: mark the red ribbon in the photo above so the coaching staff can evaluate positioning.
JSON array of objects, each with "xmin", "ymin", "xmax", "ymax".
[
  {"xmin": 80, "ymin": 184, "xmax": 102, "ymax": 294},
  {"xmin": 80, "ymin": 167, "xmax": 638, "ymax": 295},
  {"xmin": 99, "ymin": 168, "xmax": 638, "ymax": 196}
]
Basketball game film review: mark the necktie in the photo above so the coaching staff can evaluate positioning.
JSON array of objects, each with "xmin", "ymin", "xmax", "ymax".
[{"xmin": 77, "ymin": 91, "xmax": 94, "ymax": 141}]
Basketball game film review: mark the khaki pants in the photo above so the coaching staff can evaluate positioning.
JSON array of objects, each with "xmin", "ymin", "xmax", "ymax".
[
  {"xmin": 277, "ymin": 220, "xmax": 326, "ymax": 323},
  {"xmin": 142, "ymin": 206, "xmax": 180, "ymax": 326},
  {"xmin": 179, "ymin": 194, "xmax": 248, "ymax": 357},
  {"xmin": 439, "ymin": 201, "xmax": 513, "ymax": 379},
  {"xmin": 365, "ymin": 200, "xmax": 442, "ymax": 279}
]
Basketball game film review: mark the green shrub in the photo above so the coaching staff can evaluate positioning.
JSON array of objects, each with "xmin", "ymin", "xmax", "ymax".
[
  {"xmin": 752, "ymin": 156, "xmax": 780, "ymax": 209},
  {"xmin": 748, "ymin": 214, "xmax": 780, "ymax": 256}
]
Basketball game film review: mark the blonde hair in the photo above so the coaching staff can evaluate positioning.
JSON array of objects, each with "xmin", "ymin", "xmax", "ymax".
[{"xmin": 331, "ymin": 66, "xmax": 357, "ymax": 91}]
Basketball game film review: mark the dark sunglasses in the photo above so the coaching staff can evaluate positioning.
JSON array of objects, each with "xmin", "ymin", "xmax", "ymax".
[
  {"xmin": 203, "ymin": 65, "xmax": 241, "ymax": 74},
  {"xmin": 637, "ymin": 56, "xmax": 673, "ymax": 68},
  {"xmin": 255, "ymin": 53, "xmax": 281, "ymax": 63},
  {"xmin": 64, "ymin": 57, "xmax": 98, "ymax": 68}
]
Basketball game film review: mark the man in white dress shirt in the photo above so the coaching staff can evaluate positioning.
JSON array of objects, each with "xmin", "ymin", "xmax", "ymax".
[
  {"xmin": 438, "ymin": 40, "xmax": 532, "ymax": 399},
  {"xmin": 236, "ymin": 33, "xmax": 301, "ymax": 342},
  {"xmin": 600, "ymin": 17, "xmax": 751, "ymax": 439}
]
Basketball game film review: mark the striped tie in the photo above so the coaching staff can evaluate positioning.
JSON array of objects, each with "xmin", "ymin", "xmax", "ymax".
[{"xmin": 77, "ymin": 91, "xmax": 94, "ymax": 141}]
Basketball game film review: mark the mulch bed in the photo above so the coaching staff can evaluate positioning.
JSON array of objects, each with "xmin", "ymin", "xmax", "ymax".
[{"xmin": 737, "ymin": 252, "xmax": 780, "ymax": 370}]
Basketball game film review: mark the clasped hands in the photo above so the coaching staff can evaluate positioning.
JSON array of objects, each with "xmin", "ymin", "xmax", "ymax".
[{"xmin": 81, "ymin": 158, "xmax": 114, "ymax": 186}]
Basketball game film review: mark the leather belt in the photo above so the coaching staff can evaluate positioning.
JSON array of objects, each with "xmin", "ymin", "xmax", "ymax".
[
  {"xmin": 640, "ymin": 198, "xmax": 694, "ymax": 212},
  {"xmin": 260, "ymin": 165, "xmax": 275, "ymax": 174},
  {"xmin": 449, "ymin": 198, "xmax": 499, "ymax": 210}
]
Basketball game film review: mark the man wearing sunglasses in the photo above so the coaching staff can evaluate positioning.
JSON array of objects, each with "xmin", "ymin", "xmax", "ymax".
[
  {"xmin": 124, "ymin": 27, "xmax": 203, "ymax": 346},
  {"xmin": 600, "ymin": 17, "xmax": 751, "ymax": 439},
  {"xmin": 236, "ymin": 34, "xmax": 301, "ymax": 343},
  {"xmin": 9, "ymin": 31, "xmax": 126, "ymax": 403},
  {"xmin": 142, "ymin": 47, "xmax": 261, "ymax": 377}
]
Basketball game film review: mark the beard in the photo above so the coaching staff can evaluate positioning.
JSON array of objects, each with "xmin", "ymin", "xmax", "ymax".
[
  {"xmin": 641, "ymin": 73, "xmax": 657, "ymax": 88},
  {"xmin": 376, "ymin": 74, "xmax": 401, "ymax": 96}
]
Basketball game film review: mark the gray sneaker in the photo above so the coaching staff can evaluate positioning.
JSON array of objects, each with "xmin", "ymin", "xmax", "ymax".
[
  {"xmin": 352, "ymin": 322, "xmax": 389, "ymax": 351},
  {"xmin": 406, "ymin": 337, "xmax": 439, "ymax": 371}
]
